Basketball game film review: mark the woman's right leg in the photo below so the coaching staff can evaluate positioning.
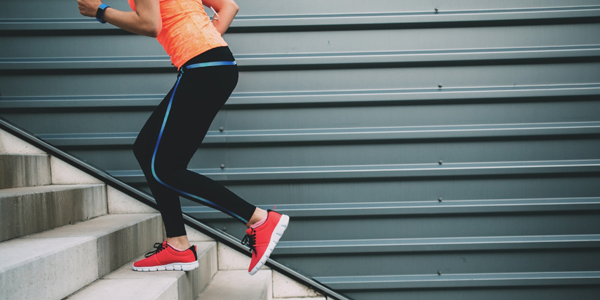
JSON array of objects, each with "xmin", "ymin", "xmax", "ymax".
[
  {"xmin": 129, "ymin": 85, "xmax": 202, "ymax": 271},
  {"xmin": 133, "ymin": 85, "xmax": 189, "ymax": 239}
]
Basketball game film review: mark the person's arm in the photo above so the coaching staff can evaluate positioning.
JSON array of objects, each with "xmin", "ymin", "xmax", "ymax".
[
  {"xmin": 202, "ymin": 0, "xmax": 239, "ymax": 35},
  {"xmin": 77, "ymin": 0, "xmax": 162, "ymax": 37}
]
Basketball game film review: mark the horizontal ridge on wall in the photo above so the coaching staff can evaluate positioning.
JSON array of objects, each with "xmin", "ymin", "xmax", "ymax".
[
  {"xmin": 2, "ymin": 83, "xmax": 599, "ymax": 109},
  {"xmin": 183, "ymin": 196, "xmax": 600, "ymax": 220},
  {"xmin": 1, "ymin": 5, "xmax": 599, "ymax": 31},
  {"xmin": 274, "ymin": 234, "xmax": 600, "ymax": 255},
  {"xmin": 314, "ymin": 271, "xmax": 600, "ymax": 290},
  {"xmin": 108, "ymin": 159, "xmax": 600, "ymax": 183},
  {"xmin": 36, "ymin": 121, "xmax": 600, "ymax": 146},
  {"xmin": 1, "ymin": 44, "xmax": 600, "ymax": 70}
]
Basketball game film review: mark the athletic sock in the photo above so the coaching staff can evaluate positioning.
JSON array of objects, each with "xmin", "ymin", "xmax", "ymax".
[
  {"xmin": 251, "ymin": 215, "xmax": 268, "ymax": 229},
  {"xmin": 167, "ymin": 242, "xmax": 186, "ymax": 252}
]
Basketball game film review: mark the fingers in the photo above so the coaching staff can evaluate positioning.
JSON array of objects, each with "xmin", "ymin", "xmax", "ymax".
[{"xmin": 76, "ymin": 0, "xmax": 95, "ymax": 17}]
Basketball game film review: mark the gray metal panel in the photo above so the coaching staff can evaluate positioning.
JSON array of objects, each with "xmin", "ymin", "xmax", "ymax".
[
  {"xmin": 34, "ymin": 125, "xmax": 600, "ymax": 170},
  {"xmin": 3, "ymin": 1, "xmax": 600, "ymax": 30},
  {"xmin": 275, "ymin": 234, "xmax": 600, "ymax": 254},
  {"xmin": 315, "ymin": 271, "xmax": 600, "ymax": 290},
  {"xmin": 194, "ymin": 209, "xmax": 600, "ymax": 241},
  {"xmin": 1, "ymin": 1, "xmax": 600, "ymax": 299},
  {"xmin": 186, "ymin": 197, "xmax": 600, "ymax": 220},
  {"xmin": 31, "ymin": 122, "xmax": 600, "ymax": 144},
  {"xmin": 345, "ymin": 287, "xmax": 600, "ymax": 300},
  {"xmin": 282, "ymin": 250, "xmax": 600, "ymax": 276}
]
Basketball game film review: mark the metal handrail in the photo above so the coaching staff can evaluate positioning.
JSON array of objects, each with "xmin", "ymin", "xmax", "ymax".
[{"xmin": 0, "ymin": 116, "xmax": 351, "ymax": 300}]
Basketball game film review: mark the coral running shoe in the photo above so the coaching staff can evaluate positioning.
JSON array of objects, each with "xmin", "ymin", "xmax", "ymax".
[
  {"xmin": 132, "ymin": 241, "xmax": 199, "ymax": 271},
  {"xmin": 242, "ymin": 210, "xmax": 290, "ymax": 275}
]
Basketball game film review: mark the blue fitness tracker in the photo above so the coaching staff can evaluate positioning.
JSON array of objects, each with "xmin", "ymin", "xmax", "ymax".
[{"xmin": 95, "ymin": 3, "xmax": 110, "ymax": 24}]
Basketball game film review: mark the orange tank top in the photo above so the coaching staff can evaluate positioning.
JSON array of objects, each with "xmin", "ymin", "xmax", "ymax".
[{"xmin": 128, "ymin": 0, "xmax": 228, "ymax": 69}]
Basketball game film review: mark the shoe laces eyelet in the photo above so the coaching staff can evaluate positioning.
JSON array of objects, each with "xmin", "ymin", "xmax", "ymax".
[
  {"xmin": 241, "ymin": 228, "xmax": 257, "ymax": 253},
  {"xmin": 145, "ymin": 242, "xmax": 166, "ymax": 258}
]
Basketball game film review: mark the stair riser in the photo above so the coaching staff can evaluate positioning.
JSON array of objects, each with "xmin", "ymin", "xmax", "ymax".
[
  {"xmin": 0, "ymin": 185, "xmax": 107, "ymax": 242},
  {"xmin": 0, "ymin": 155, "xmax": 50, "ymax": 189},
  {"xmin": 97, "ymin": 215, "xmax": 164, "ymax": 277},
  {"xmin": 176, "ymin": 243, "xmax": 218, "ymax": 300},
  {"xmin": 203, "ymin": 212, "xmax": 600, "ymax": 241},
  {"xmin": 196, "ymin": 270, "xmax": 271, "ymax": 300},
  {"xmin": 275, "ymin": 248, "xmax": 600, "ymax": 277}
]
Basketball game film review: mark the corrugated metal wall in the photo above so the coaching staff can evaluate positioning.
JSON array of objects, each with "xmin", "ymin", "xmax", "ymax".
[{"xmin": 2, "ymin": 1, "xmax": 600, "ymax": 299}]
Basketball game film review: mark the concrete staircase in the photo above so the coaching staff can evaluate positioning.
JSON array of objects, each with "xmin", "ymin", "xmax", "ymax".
[{"xmin": 0, "ymin": 127, "xmax": 328, "ymax": 300}]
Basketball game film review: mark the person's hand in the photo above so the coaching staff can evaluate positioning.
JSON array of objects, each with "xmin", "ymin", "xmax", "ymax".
[{"xmin": 77, "ymin": 0, "xmax": 103, "ymax": 18}]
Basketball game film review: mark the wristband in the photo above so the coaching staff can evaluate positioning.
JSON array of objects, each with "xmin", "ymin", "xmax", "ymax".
[{"xmin": 95, "ymin": 3, "xmax": 110, "ymax": 24}]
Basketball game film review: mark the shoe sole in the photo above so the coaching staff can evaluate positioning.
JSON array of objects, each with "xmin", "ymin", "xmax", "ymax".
[
  {"xmin": 248, "ymin": 214, "xmax": 290, "ymax": 275},
  {"xmin": 132, "ymin": 260, "xmax": 199, "ymax": 272}
]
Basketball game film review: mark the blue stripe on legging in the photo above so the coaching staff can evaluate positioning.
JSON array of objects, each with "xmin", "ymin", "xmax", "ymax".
[{"xmin": 150, "ymin": 68, "xmax": 248, "ymax": 224}]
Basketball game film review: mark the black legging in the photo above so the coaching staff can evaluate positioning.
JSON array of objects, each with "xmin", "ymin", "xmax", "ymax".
[{"xmin": 133, "ymin": 46, "xmax": 256, "ymax": 237}]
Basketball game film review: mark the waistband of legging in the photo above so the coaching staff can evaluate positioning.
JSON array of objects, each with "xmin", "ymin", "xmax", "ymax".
[{"xmin": 182, "ymin": 46, "xmax": 236, "ymax": 69}]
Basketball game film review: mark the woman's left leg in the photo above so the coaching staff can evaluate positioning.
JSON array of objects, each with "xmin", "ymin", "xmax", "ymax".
[{"xmin": 135, "ymin": 63, "xmax": 258, "ymax": 237}]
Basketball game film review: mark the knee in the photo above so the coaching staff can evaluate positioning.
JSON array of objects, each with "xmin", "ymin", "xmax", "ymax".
[
  {"xmin": 151, "ymin": 162, "xmax": 178, "ymax": 183},
  {"xmin": 133, "ymin": 135, "xmax": 152, "ymax": 166},
  {"xmin": 134, "ymin": 145, "xmax": 172, "ymax": 183}
]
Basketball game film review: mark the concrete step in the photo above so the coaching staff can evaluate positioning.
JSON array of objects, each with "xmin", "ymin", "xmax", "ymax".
[
  {"xmin": 66, "ymin": 242, "xmax": 218, "ymax": 300},
  {"xmin": 64, "ymin": 277, "xmax": 179, "ymax": 300},
  {"xmin": 0, "ymin": 213, "xmax": 162, "ymax": 300},
  {"xmin": 0, "ymin": 184, "xmax": 107, "ymax": 242},
  {"xmin": 0, "ymin": 154, "xmax": 51, "ymax": 189},
  {"xmin": 197, "ymin": 270, "xmax": 271, "ymax": 300}
]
